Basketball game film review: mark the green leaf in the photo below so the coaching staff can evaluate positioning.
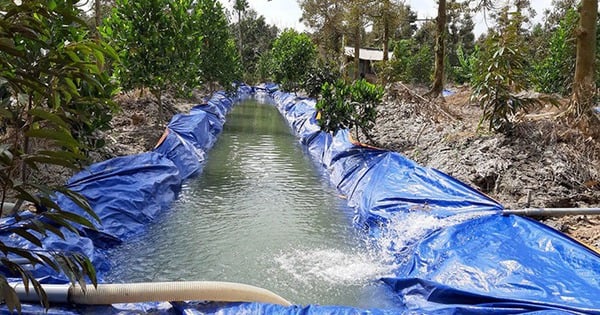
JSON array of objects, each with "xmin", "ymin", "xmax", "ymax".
[
  {"xmin": 11, "ymin": 229, "xmax": 43, "ymax": 247},
  {"xmin": 6, "ymin": 246, "xmax": 41, "ymax": 264},
  {"xmin": 57, "ymin": 188, "xmax": 100, "ymax": 224},
  {"xmin": 64, "ymin": 77, "xmax": 77, "ymax": 93},
  {"xmin": 0, "ymin": 276, "xmax": 21, "ymax": 313},
  {"xmin": 54, "ymin": 210, "xmax": 97, "ymax": 230},
  {"xmin": 23, "ymin": 155, "xmax": 80, "ymax": 169},
  {"xmin": 37, "ymin": 253, "xmax": 60, "ymax": 272},
  {"xmin": 36, "ymin": 150, "xmax": 85, "ymax": 161},
  {"xmin": 13, "ymin": 186, "xmax": 41, "ymax": 205},
  {"xmin": 28, "ymin": 108, "xmax": 69, "ymax": 129},
  {"xmin": 42, "ymin": 213, "xmax": 79, "ymax": 234},
  {"xmin": 39, "ymin": 196, "xmax": 61, "ymax": 212},
  {"xmin": 76, "ymin": 254, "xmax": 97, "ymax": 287},
  {"xmin": 25, "ymin": 128, "xmax": 79, "ymax": 150},
  {"xmin": 0, "ymin": 106, "xmax": 15, "ymax": 120},
  {"xmin": 39, "ymin": 220, "xmax": 65, "ymax": 239}
]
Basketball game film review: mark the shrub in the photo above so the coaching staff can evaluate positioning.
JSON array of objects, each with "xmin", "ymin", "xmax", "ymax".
[
  {"xmin": 302, "ymin": 59, "xmax": 340, "ymax": 98},
  {"xmin": 270, "ymin": 29, "xmax": 317, "ymax": 92},
  {"xmin": 533, "ymin": 8, "xmax": 578, "ymax": 95},
  {"xmin": 389, "ymin": 39, "xmax": 434, "ymax": 85},
  {"xmin": 471, "ymin": 23, "xmax": 541, "ymax": 132},
  {"xmin": 316, "ymin": 79, "xmax": 384, "ymax": 142}
]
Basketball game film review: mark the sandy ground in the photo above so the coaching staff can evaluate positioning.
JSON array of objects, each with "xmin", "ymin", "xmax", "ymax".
[{"xmin": 368, "ymin": 83, "xmax": 600, "ymax": 252}]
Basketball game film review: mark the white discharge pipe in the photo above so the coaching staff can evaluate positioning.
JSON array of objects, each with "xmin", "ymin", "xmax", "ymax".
[{"xmin": 14, "ymin": 281, "xmax": 292, "ymax": 306}]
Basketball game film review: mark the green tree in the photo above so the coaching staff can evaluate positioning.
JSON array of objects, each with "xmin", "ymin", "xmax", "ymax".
[
  {"xmin": 197, "ymin": 0, "xmax": 242, "ymax": 91},
  {"xmin": 1, "ymin": 0, "xmax": 117, "ymax": 310},
  {"xmin": 299, "ymin": 0, "xmax": 345, "ymax": 59},
  {"xmin": 316, "ymin": 79, "xmax": 384, "ymax": 142},
  {"xmin": 471, "ymin": 6, "xmax": 541, "ymax": 132},
  {"xmin": 103, "ymin": 0, "xmax": 203, "ymax": 123},
  {"xmin": 232, "ymin": 9, "xmax": 278, "ymax": 83},
  {"xmin": 270, "ymin": 29, "xmax": 317, "ymax": 92},
  {"xmin": 533, "ymin": 8, "xmax": 578, "ymax": 95}
]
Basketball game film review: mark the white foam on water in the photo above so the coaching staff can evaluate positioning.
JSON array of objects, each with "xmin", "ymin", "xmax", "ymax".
[
  {"xmin": 274, "ymin": 247, "xmax": 397, "ymax": 286},
  {"xmin": 376, "ymin": 210, "xmax": 498, "ymax": 260}
]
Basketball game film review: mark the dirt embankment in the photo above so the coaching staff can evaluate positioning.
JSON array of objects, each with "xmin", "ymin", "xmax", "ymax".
[
  {"xmin": 97, "ymin": 90, "xmax": 205, "ymax": 159},
  {"xmin": 23, "ymin": 90, "xmax": 205, "ymax": 193},
  {"xmin": 369, "ymin": 84, "xmax": 600, "ymax": 251}
]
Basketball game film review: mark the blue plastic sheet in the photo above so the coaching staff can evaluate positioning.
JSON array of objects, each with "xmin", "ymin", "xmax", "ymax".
[
  {"xmin": 3, "ymin": 84, "xmax": 600, "ymax": 314},
  {"xmin": 267, "ymin": 88, "xmax": 600, "ymax": 314},
  {"xmin": 0, "ymin": 86, "xmax": 252, "ymax": 314},
  {"xmin": 56, "ymin": 152, "xmax": 182, "ymax": 242}
]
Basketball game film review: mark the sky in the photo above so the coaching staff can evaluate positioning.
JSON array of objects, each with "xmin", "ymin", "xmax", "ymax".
[{"xmin": 218, "ymin": 0, "xmax": 555, "ymax": 36}]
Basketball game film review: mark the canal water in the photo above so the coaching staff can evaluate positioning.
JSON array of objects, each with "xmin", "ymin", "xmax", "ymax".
[{"xmin": 104, "ymin": 99, "xmax": 399, "ymax": 308}]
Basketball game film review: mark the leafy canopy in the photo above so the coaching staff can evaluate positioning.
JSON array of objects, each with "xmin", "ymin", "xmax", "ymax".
[
  {"xmin": 316, "ymin": 79, "xmax": 384, "ymax": 142},
  {"xmin": 1, "ymin": 0, "xmax": 118, "ymax": 311},
  {"xmin": 197, "ymin": 0, "xmax": 242, "ymax": 92},
  {"xmin": 470, "ymin": 8, "xmax": 542, "ymax": 132},
  {"xmin": 269, "ymin": 29, "xmax": 317, "ymax": 92}
]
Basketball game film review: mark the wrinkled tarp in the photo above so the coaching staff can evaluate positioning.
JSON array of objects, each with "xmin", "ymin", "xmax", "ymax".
[
  {"xmin": 265, "ymin": 89, "xmax": 600, "ymax": 314},
  {"xmin": 2, "ymin": 83, "xmax": 600, "ymax": 314}
]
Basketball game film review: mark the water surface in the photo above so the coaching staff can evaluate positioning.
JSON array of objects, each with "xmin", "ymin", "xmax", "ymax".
[{"xmin": 105, "ymin": 100, "xmax": 398, "ymax": 308}]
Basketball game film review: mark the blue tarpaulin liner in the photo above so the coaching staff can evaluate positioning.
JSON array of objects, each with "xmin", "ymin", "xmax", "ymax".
[{"xmin": 2, "ymin": 83, "xmax": 600, "ymax": 314}]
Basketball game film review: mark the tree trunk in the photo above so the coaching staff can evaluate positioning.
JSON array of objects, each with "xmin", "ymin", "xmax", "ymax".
[
  {"xmin": 153, "ymin": 89, "xmax": 163, "ymax": 128},
  {"xmin": 570, "ymin": 0, "xmax": 598, "ymax": 119},
  {"xmin": 95, "ymin": 0, "xmax": 101, "ymax": 31},
  {"xmin": 238, "ymin": 10, "xmax": 243, "ymax": 67},
  {"xmin": 354, "ymin": 22, "xmax": 361, "ymax": 80},
  {"xmin": 427, "ymin": 0, "xmax": 446, "ymax": 97},
  {"xmin": 382, "ymin": 0, "xmax": 390, "ymax": 61}
]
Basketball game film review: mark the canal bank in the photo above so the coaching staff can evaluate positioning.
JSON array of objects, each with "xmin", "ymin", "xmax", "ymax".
[{"xmin": 1, "ymin": 85, "xmax": 600, "ymax": 314}]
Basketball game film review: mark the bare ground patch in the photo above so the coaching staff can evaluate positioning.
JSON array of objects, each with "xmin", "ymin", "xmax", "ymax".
[{"xmin": 369, "ymin": 83, "xmax": 600, "ymax": 252}]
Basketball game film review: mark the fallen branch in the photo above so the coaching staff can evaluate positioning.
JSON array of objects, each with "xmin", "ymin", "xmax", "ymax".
[{"xmin": 394, "ymin": 82, "xmax": 458, "ymax": 122}]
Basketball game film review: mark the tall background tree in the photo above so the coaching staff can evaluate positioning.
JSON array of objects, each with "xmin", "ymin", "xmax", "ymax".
[
  {"xmin": 370, "ymin": 0, "xmax": 404, "ymax": 61},
  {"xmin": 231, "ymin": 9, "xmax": 279, "ymax": 83},
  {"xmin": 233, "ymin": 0, "xmax": 249, "ymax": 64},
  {"xmin": 299, "ymin": 0, "xmax": 345, "ymax": 59},
  {"xmin": 427, "ymin": 0, "xmax": 447, "ymax": 97},
  {"xmin": 569, "ymin": 0, "xmax": 598, "ymax": 122},
  {"xmin": 345, "ymin": 0, "xmax": 373, "ymax": 79}
]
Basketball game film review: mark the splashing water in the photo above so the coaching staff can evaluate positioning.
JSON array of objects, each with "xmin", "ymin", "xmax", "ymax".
[
  {"xmin": 271, "ymin": 246, "xmax": 401, "ymax": 308},
  {"xmin": 376, "ymin": 210, "xmax": 498, "ymax": 262},
  {"xmin": 275, "ymin": 247, "xmax": 397, "ymax": 286}
]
